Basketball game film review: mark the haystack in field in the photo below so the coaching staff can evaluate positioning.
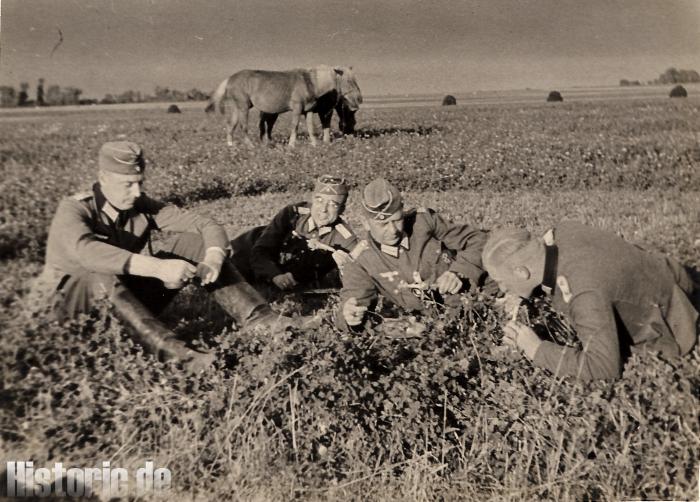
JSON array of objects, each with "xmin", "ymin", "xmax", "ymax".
[
  {"xmin": 547, "ymin": 91, "xmax": 563, "ymax": 102},
  {"xmin": 167, "ymin": 104, "xmax": 182, "ymax": 113},
  {"xmin": 442, "ymin": 95, "xmax": 457, "ymax": 106},
  {"xmin": 669, "ymin": 85, "xmax": 688, "ymax": 98}
]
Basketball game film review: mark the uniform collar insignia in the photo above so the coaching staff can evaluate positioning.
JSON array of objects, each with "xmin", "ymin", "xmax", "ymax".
[
  {"xmin": 93, "ymin": 182, "xmax": 121, "ymax": 222},
  {"xmin": 307, "ymin": 217, "xmax": 333, "ymax": 236},
  {"xmin": 102, "ymin": 202, "xmax": 120, "ymax": 222},
  {"xmin": 380, "ymin": 235, "xmax": 409, "ymax": 257}
]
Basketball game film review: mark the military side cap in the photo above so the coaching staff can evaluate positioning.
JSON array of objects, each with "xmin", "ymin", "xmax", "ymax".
[
  {"xmin": 314, "ymin": 175, "xmax": 349, "ymax": 202},
  {"xmin": 361, "ymin": 178, "xmax": 403, "ymax": 220},
  {"xmin": 98, "ymin": 141, "xmax": 145, "ymax": 175},
  {"xmin": 482, "ymin": 228, "xmax": 534, "ymax": 268}
]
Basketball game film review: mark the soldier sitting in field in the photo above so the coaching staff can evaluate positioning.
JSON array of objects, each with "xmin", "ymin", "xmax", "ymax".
[
  {"xmin": 338, "ymin": 178, "xmax": 489, "ymax": 331},
  {"xmin": 482, "ymin": 222, "xmax": 700, "ymax": 380},
  {"xmin": 231, "ymin": 175, "xmax": 360, "ymax": 295},
  {"xmin": 28, "ymin": 141, "xmax": 305, "ymax": 372}
]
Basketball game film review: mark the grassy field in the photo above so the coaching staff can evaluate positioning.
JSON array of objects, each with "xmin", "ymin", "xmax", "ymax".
[{"xmin": 1, "ymin": 95, "xmax": 699, "ymax": 500}]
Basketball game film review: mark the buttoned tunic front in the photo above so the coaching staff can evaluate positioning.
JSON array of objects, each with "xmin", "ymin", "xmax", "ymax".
[
  {"xmin": 30, "ymin": 183, "xmax": 228, "ymax": 318},
  {"xmin": 231, "ymin": 201, "xmax": 359, "ymax": 285},
  {"xmin": 337, "ymin": 208, "xmax": 487, "ymax": 330}
]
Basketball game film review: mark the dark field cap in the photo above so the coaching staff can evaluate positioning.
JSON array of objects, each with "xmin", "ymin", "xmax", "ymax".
[
  {"xmin": 98, "ymin": 141, "xmax": 145, "ymax": 175},
  {"xmin": 361, "ymin": 178, "xmax": 403, "ymax": 220},
  {"xmin": 314, "ymin": 175, "xmax": 349, "ymax": 202}
]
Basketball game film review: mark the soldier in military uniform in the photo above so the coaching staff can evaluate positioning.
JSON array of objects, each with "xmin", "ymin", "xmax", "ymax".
[
  {"xmin": 482, "ymin": 221, "xmax": 700, "ymax": 380},
  {"xmin": 338, "ymin": 178, "xmax": 489, "ymax": 331},
  {"xmin": 231, "ymin": 175, "xmax": 360, "ymax": 294},
  {"xmin": 29, "ymin": 141, "xmax": 303, "ymax": 372}
]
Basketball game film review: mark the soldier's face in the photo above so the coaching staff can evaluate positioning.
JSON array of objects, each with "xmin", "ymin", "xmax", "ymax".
[
  {"xmin": 99, "ymin": 171, "xmax": 144, "ymax": 210},
  {"xmin": 364, "ymin": 209, "xmax": 404, "ymax": 246},
  {"xmin": 310, "ymin": 193, "xmax": 344, "ymax": 227},
  {"xmin": 486, "ymin": 263, "xmax": 537, "ymax": 299}
]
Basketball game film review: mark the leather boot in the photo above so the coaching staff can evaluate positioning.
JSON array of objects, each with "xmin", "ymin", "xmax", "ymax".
[
  {"xmin": 211, "ymin": 260, "xmax": 320, "ymax": 332},
  {"xmin": 111, "ymin": 286, "xmax": 214, "ymax": 372}
]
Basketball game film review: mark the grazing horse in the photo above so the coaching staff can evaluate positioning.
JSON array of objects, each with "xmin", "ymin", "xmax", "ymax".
[
  {"xmin": 205, "ymin": 65, "xmax": 362, "ymax": 147},
  {"xmin": 258, "ymin": 89, "xmax": 358, "ymax": 143}
]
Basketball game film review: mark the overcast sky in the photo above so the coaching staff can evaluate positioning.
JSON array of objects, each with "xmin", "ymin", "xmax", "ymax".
[{"xmin": 1, "ymin": 0, "xmax": 699, "ymax": 98}]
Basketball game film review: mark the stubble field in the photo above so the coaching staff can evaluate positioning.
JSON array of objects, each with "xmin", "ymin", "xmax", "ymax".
[{"xmin": 1, "ymin": 96, "xmax": 699, "ymax": 500}]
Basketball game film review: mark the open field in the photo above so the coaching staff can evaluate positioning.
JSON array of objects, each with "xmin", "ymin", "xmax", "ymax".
[{"xmin": 1, "ymin": 95, "xmax": 699, "ymax": 500}]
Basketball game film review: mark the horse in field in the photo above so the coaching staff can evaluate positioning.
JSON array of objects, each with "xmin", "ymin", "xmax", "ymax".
[
  {"xmin": 258, "ymin": 89, "xmax": 358, "ymax": 143},
  {"xmin": 205, "ymin": 65, "xmax": 362, "ymax": 147}
]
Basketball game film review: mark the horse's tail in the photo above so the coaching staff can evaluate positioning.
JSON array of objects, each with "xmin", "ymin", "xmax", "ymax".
[{"xmin": 205, "ymin": 77, "xmax": 229, "ymax": 114}]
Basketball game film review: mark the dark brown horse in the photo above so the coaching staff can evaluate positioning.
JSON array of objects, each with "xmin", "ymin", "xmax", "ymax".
[
  {"xmin": 205, "ymin": 65, "xmax": 361, "ymax": 147},
  {"xmin": 258, "ymin": 89, "xmax": 358, "ymax": 143}
]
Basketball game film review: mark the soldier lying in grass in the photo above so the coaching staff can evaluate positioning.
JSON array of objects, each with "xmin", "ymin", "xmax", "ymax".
[
  {"xmin": 28, "ymin": 141, "xmax": 306, "ymax": 372},
  {"xmin": 231, "ymin": 175, "xmax": 361, "ymax": 294},
  {"xmin": 483, "ymin": 223, "xmax": 700, "ymax": 380},
  {"xmin": 338, "ymin": 177, "xmax": 490, "ymax": 331}
]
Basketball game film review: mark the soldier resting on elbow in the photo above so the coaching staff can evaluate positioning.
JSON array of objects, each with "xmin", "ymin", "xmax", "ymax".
[
  {"xmin": 482, "ymin": 222, "xmax": 700, "ymax": 380},
  {"xmin": 338, "ymin": 177, "xmax": 490, "ymax": 332},
  {"xmin": 27, "ymin": 141, "xmax": 305, "ymax": 373},
  {"xmin": 230, "ymin": 175, "xmax": 360, "ymax": 295}
]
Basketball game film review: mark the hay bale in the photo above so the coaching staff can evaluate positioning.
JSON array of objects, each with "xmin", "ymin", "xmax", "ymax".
[
  {"xmin": 442, "ymin": 95, "xmax": 457, "ymax": 106},
  {"xmin": 547, "ymin": 91, "xmax": 563, "ymax": 102},
  {"xmin": 669, "ymin": 85, "xmax": 688, "ymax": 98},
  {"xmin": 167, "ymin": 104, "xmax": 182, "ymax": 113}
]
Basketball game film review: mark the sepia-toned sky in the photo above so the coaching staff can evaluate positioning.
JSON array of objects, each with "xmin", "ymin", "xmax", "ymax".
[{"xmin": 1, "ymin": 0, "xmax": 699, "ymax": 98}]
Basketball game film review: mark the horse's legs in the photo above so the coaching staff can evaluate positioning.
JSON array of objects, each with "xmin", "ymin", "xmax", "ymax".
[
  {"xmin": 288, "ymin": 106, "xmax": 302, "ymax": 147},
  {"xmin": 238, "ymin": 107, "xmax": 254, "ymax": 147},
  {"xmin": 227, "ymin": 107, "xmax": 239, "ymax": 147},
  {"xmin": 260, "ymin": 113, "xmax": 278, "ymax": 142},
  {"xmin": 305, "ymin": 112, "xmax": 319, "ymax": 146},
  {"xmin": 319, "ymin": 108, "xmax": 333, "ymax": 144}
]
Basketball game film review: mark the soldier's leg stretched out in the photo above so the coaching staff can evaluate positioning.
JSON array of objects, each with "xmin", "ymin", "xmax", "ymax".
[{"xmin": 28, "ymin": 270, "xmax": 211, "ymax": 372}]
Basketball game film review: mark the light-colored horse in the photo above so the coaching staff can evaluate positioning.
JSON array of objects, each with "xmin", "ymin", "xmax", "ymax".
[
  {"xmin": 205, "ymin": 65, "xmax": 362, "ymax": 147},
  {"xmin": 258, "ymin": 89, "xmax": 358, "ymax": 143}
]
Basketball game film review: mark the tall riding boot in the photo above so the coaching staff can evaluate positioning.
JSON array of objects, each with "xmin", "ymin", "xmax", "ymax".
[
  {"xmin": 211, "ymin": 260, "xmax": 318, "ymax": 332},
  {"xmin": 111, "ymin": 286, "xmax": 213, "ymax": 371}
]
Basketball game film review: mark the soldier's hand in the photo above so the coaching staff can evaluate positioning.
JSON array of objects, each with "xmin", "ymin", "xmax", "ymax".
[
  {"xmin": 272, "ymin": 272, "xmax": 298, "ymax": 290},
  {"xmin": 343, "ymin": 297, "xmax": 367, "ymax": 326},
  {"xmin": 503, "ymin": 321, "xmax": 542, "ymax": 360},
  {"xmin": 331, "ymin": 250, "xmax": 352, "ymax": 269},
  {"xmin": 157, "ymin": 259, "xmax": 197, "ymax": 288},
  {"xmin": 435, "ymin": 271, "xmax": 462, "ymax": 294},
  {"xmin": 196, "ymin": 248, "xmax": 226, "ymax": 285},
  {"xmin": 496, "ymin": 293, "xmax": 522, "ymax": 320}
]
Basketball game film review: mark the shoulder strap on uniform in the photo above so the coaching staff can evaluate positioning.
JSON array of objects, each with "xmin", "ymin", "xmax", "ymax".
[
  {"xmin": 350, "ymin": 239, "xmax": 369, "ymax": 259},
  {"xmin": 72, "ymin": 191, "xmax": 93, "ymax": 201},
  {"xmin": 335, "ymin": 222, "xmax": 352, "ymax": 239},
  {"xmin": 296, "ymin": 206, "xmax": 310, "ymax": 215}
]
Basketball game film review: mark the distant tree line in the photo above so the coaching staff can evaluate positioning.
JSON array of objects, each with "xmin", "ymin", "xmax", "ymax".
[
  {"xmin": 0, "ymin": 79, "xmax": 209, "ymax": 108},
  {"xmin": 620, "ymin": 67, "xmax": 700, "ymax": 87}
]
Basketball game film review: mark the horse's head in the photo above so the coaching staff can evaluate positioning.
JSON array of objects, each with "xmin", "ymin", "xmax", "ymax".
[{"xmin": 334, "ymin": 67, "xmax": 362, "ymax": 111}]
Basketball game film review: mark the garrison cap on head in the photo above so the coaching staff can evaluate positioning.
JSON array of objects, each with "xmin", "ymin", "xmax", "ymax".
[
  {"xmin": 98, "ymin": 141, "xmax": 145, "ymax": 175},
  {"xmin": 361, "ymin": 178, "xmax": 403, "ymax": 220},
  {"xmin": 314, "ymin": 175, "xmax": 349, "ymax": 203},
  {"xmin": 482, "ymin": 228, "xmax": 536, "ymax": 269}
]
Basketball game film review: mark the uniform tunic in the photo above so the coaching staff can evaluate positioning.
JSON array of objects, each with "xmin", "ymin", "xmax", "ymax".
[
  {"xmin": 30, "ymin": 183, "xmax": 228, "ymax": 319},
  {"xmin": 533, "ymin": 221, "xmax": 699, "ymax": 380},
  {"xmin": 337, "ymin": 208, "xmax": 488, "ymax": 330},
  {"xmin": 231, "ymin": 202, "xmax": 358, "ymax": 285}
]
